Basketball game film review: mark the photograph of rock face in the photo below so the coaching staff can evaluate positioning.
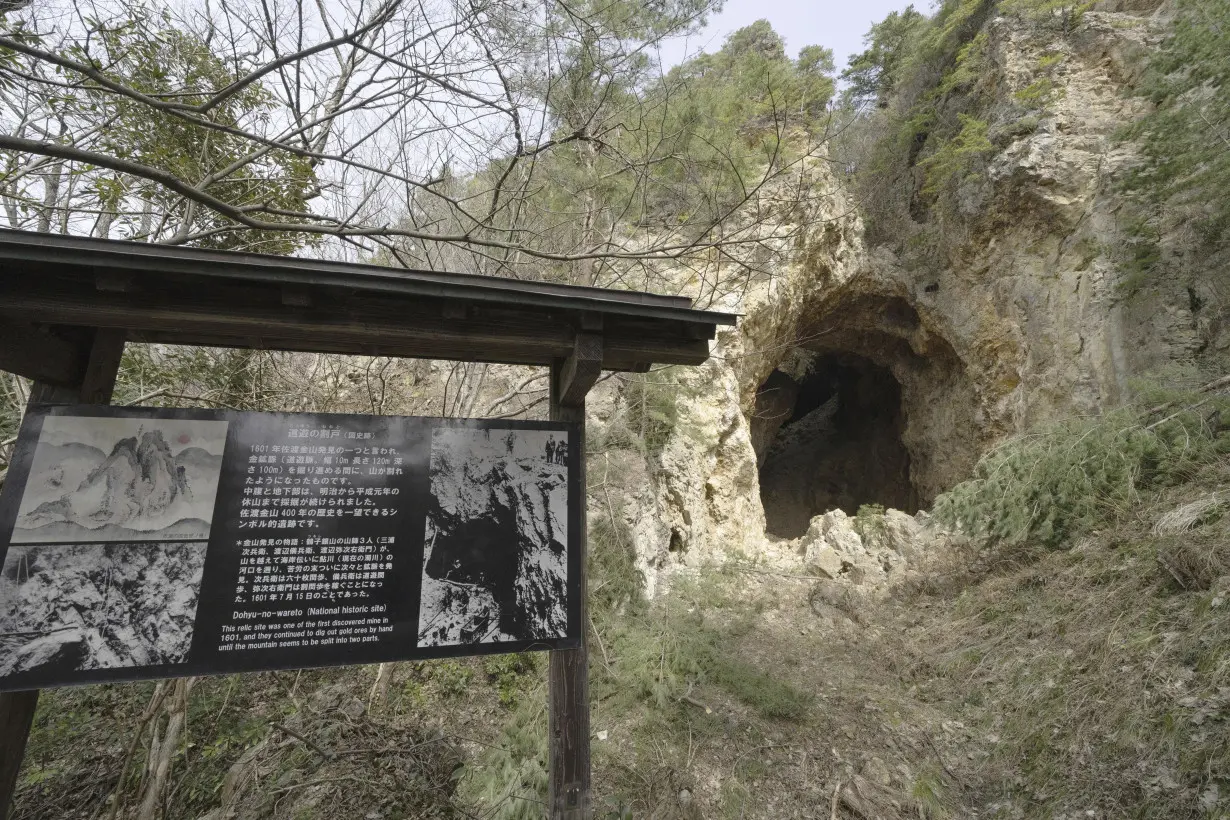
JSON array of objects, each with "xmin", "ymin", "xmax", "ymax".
[
  {"xmin": 12, "ymin": 416, "xmax": 228, "ymax": 543},
  {"xmin": 418, "ymin": 427, "xmax": 569, "ymax": 647},
  {"xmin": 0, "ymin": 541, "xmax": 207, "ymax": 677}
]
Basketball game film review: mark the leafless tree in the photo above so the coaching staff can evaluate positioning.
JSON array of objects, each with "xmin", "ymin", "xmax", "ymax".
[{"xmin": 0, "ymin": 0, "xmax": 837, "ymax": 287}]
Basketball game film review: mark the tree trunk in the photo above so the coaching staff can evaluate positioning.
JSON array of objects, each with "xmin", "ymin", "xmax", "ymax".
[
  {"xmin": 136, "ymin": 677, "xmax": 195, "ymax": 820},
  {"xmin": 35, "ymin": 160, "xmax": 63, "ymax": 234}
]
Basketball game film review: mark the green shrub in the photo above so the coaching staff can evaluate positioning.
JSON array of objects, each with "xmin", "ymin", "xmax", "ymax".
[
  {"xmin": 589, "ymin": 510, "xmax": 644, "ymax": 618},
  {"xmin": 482, "ymin": 654, "xmax": 539, "ymax": 707},
  {"xmin": 1121, "ymin": 0, "xmax": 1230, "ymax": 252},
  {"xmin": 854, "ymin": 503, "xmax": 889, "ymax": 542},
  {"xmin": 458, "ymin": 695, "xmax": 547, "ymax": 820},
  {"xmin": 920, "ymin": 114, "xmax": 993, "ymax": 196},
  {"xmin": 1014, "ymin": 77, "xmax": 1058, "ymax": 108},
  {"xmin": 417, "ymin": 660, "xmax": 475, "ymax": 698},
  {"xmin": 1002, "ymin": 0, "xmax": 1094, "ymax": 32},
  {"xmin": 622, "ymin": 373, "xmax": 681, "ymax": 459},
  {"xmin": 598, "ymin": 575, "xmax": 814, "ymax": 722},
  {"xmin": 935, "ymin": 402, "xmax": 1230, "ymax": 548}
]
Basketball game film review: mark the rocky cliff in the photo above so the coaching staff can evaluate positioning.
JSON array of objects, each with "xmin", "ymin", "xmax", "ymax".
[{"xmin": 617, "ymin": 0, "xmax": 1229, "ymax": 592}]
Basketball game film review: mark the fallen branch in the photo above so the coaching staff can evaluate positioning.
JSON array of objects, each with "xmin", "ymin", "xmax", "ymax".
[
  {"xmin": 270, "ymin": 774, "xmax": 382, "ymax": 794},
  {"xmin": 272, "ymin": 722, "xmax": 334, "ymax": 762},
  {"xmin": 334, "ymin": 736, "xmax": 448, "ymax": 757},
  {"xmin": 924, "ymin": 732, "xmax": 963, "ymax": 788},
  {"xmin": 726, "ymin": 564, "xmax": 832, "ymax": 582},
  {"xmin": 1145, "ymin": 374, "xmax": 1230, "ymax": 416}
]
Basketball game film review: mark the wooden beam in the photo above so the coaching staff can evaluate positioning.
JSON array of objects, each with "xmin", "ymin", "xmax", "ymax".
[
  {"xmin": 78, "ymin": 328, "xmax": 126, "ymax": 405},
  {"xmin": 558, "ymin": 333, "xmax": 602, "ymax": 409},
  {"xmin": 0, "ymin": 694, "xmax": 37, "ymax": 820},
  {"xmin": 94, "ymin": 271, "xmax": 137, "ymax": 293},
  {"xmin": 0, "ymin": 280, "xmax": 717, "ymax": 369},
  {"xmin": 548, "ymin": 361, "xmax": 592, "ymax": 820},
  {"xmin": 280, "ymin": 287, "xmax": 312, "ymax": 307},
  {"xmin": 0, "ymin": 323, "xmax": 85, "ymax": 386},
  {"xmin": 0, "ymin": 289, "xmax": 575, "ymax": 364},
  {"xmin": 602, "ymin": 335, "xmax": 709, "ymax": 368},
  {"xmin": 0, "ymin": 328, "xmax": 126, "ymax": 820}
]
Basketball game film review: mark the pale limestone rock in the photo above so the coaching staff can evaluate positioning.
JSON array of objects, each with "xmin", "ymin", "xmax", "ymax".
[
  {"xmin": 820, "ymin": 510, "xmax": 864, "ymax": 556},
  {"xmin": 623, "ymin": 6, "xmax": 1227, "ymax": 595},
  {"xmin": 882, "ymin": 509, "xmax": 924, "ymax": 560},
  {"xmin": 804, "ymin": 544, "xmax": 843, "ymax": 580}
]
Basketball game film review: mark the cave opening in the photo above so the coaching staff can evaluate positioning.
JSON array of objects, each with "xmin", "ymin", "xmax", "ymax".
[
  {"xmin": 753, "ymin": 352, "xmax": 917, "ymax": 539},
  {"xmin": 425, "ymin": 504, "xmax": 525, "ymax": 635}
]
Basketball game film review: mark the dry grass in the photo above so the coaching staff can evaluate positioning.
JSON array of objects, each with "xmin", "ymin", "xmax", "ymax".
[
  {"xmin": 1153, "ymin": 492, "xmax": 1225, "ymax": 536},
  {"xmin": 915, "ymin": 459, "xmax": 1230, "ymax": 817}
]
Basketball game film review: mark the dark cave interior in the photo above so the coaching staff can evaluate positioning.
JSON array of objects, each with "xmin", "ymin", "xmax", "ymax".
[{"xmin": 753, "ymin": 352, "xmax": 917, "ymax": 539}]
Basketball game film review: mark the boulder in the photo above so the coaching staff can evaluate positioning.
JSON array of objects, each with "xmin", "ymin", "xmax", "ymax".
[
  {"xmin": 882, "ymin": 509, "xmax": 924, "ymax": 559},
  {"xmin": 820, "ymin": 509, "xmax": 865, "ymax": 555},
  {"xmin": 805, "ymin": 543, "xmax": 844, "ymax": 580}
]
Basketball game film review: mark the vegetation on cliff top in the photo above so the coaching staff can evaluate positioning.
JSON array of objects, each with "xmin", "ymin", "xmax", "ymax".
[{"xmin": 1123, "ymin": 0, "xmax": 1230, "ymax": 256}]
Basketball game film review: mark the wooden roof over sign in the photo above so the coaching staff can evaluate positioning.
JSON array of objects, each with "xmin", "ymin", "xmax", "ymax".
[{"xmin": 0, "ymin": 230, "xmax": 737, "ymax": 387}]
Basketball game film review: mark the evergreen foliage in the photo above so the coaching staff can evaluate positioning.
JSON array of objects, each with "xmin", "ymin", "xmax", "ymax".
[
  {"xmin": 459, "ymin": 694, "xmax": 548, "ymax": 820},
  {"xmin": 595, "ymin": 19, "xmax": 835, "ymax": 227},
  {"xmin": 840, "ymin": 6, "xmax": 926, "ymax": 110},
  {"xmin": 1123, "ymin": 0, "xmax": 1230, "ymax": 253},
  {"xmin": 918, "ymin": 113, "xmax": 993, "ymax": 196},
  {"xmin": 999, "ymin": 0, "xmax": 1093, "ymax": 32},
  {"xmin": 935, "ymin": 401, "xmax": 1230, "ymax": 548},
  {"xmin": 621, "ymin": 373, "xmax": 682, "ymax": 459},
  {"xmin": 1, "ymin": 5, "xmax": 317, "ymax": 250},
  {"xmin": 838, "ymin": 0, "xmax": 1000, "ymax": 247},
  {"xmin": 588, "ymin": 511, "xmax": 644, "ymax": 618}
]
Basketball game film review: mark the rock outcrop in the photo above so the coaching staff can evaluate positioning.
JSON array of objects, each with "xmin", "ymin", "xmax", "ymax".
[
  {"xmin": 0, "ymin": 541, "xmax": 206, "ymax": 677},
  {"xmin": 622, "ymin": 2, "xmax": 1228, "ymax": 594}
]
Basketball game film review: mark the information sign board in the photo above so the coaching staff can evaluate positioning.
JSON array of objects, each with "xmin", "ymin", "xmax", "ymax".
[{"xmin": 0, "ymin": 405, "xmax": 581, "ymax": 690}]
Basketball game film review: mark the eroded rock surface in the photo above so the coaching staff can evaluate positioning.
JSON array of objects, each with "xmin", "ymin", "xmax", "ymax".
[{"xmin": 624, "ymin": 4, "xmax": 1227, "ymax": 594}]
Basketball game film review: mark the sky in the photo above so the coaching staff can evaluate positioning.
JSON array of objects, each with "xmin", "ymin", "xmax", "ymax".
[{"xmin": 654, "ymin": 0, "xmax": 922, "ymax": 75}]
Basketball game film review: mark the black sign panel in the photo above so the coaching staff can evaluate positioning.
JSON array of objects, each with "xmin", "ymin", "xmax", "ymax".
[{"xmin": 0, "ymin": 405, "xmax": 581, "ymax": 690}]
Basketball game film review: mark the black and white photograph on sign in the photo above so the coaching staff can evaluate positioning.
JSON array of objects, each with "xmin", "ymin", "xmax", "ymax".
[
  {"xmin": 418, "ymin": 427, "xmax": 569, "ymax": 647},
  {"xmin": 11, "ymin": 415, "xmax": 228, "ymax": 543},
  {"xmin": 0, "ymin": 541, "xmax": 206, "ymax": 676}
]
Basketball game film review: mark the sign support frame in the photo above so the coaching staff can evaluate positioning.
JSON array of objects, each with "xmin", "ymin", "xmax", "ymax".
[
  {"xmin": 0, "ymin": 231, "xmax": 735, "ymax": 819},
  {"xmin": 547, "ymin": 330, "xmax": 601, "ymax": 820},
  {"xmin": 0, "ymin": 328, "xmax": 126, "ymax": 820}
]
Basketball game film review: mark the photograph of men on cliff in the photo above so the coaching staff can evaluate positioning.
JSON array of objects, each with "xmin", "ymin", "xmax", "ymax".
[
  {"xmin": 417, "ymin": 426, "xmax": 569, "ymax": 648},
  {"xmin": 10, "ymin": 416, "xmax": 228, "ymax": 544}
]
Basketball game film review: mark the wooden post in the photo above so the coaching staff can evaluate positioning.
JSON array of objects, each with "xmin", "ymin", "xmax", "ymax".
[
  {"xmin": 0, "ymin": 328, "xmax": 126, "ymax": 820},
  {"xmin": 547, "ymin": 331, "xmax": 601, "ymax": 820}
]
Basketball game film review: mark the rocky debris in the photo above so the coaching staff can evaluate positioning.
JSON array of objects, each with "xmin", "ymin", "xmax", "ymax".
[
  {"xmin": 799, "ymin": 510, "xmax": 899, "ymax": 589},
  {"xmin": 0, "ymin": 541, "xmax": 206, "ymax": 676},
  {"xmin": 808, "ymin": 580, "xmax": 867, "ymax": 626},
  {"xmin": 795, "ymin": 507, "xmax": 952, "ymax": 600}
]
